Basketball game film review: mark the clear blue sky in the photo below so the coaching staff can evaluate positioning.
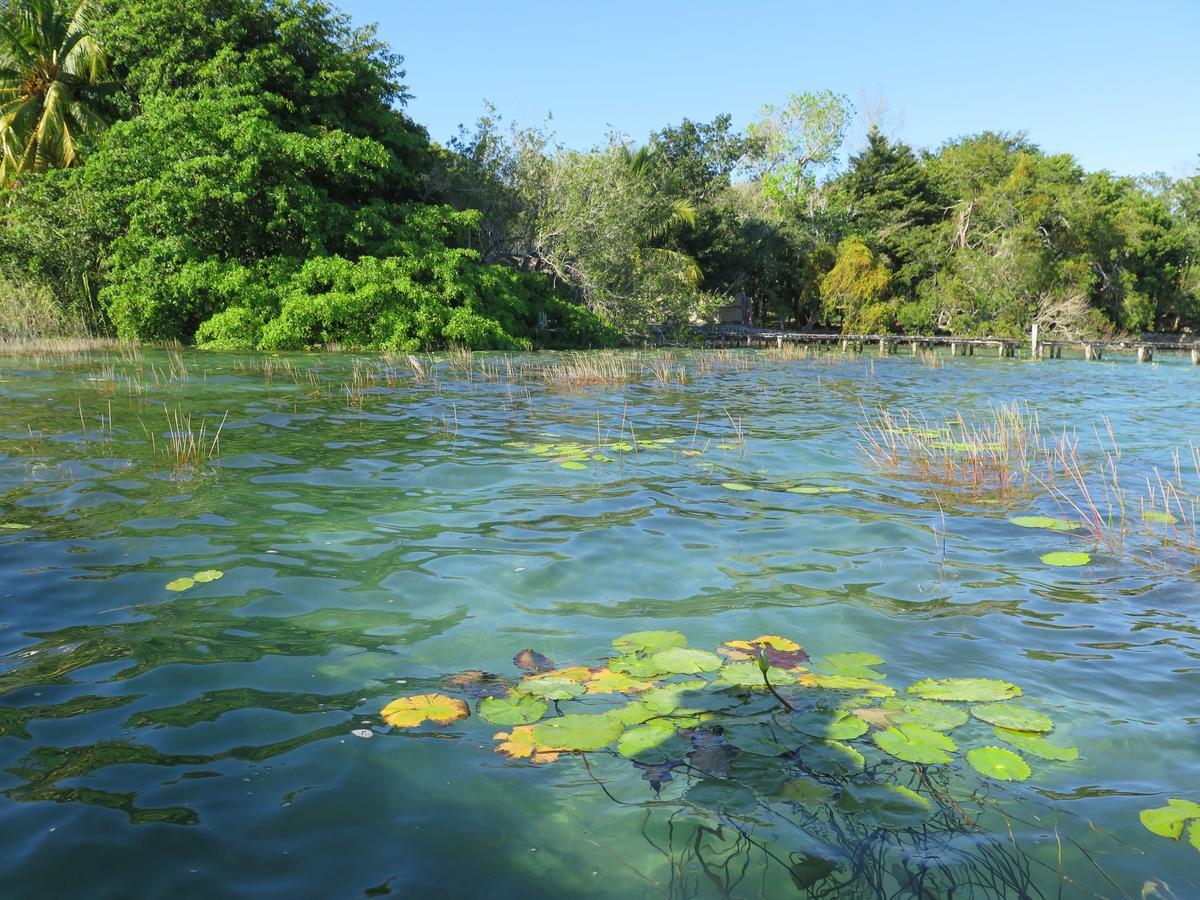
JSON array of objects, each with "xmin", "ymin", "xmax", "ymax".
[{"xmin": 339, "ymin": 0, "xmax": 1199, "ymax": 177}]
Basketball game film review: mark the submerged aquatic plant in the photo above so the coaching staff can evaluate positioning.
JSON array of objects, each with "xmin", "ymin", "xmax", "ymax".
[{"xmin": 380, "ymin": 632, "xmax": 1087, "ymax": 895}]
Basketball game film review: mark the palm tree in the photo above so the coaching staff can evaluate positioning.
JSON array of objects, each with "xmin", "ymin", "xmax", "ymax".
[{"xmin": 0, "ymin": 0, "xmax": 108, "ymax": 184}]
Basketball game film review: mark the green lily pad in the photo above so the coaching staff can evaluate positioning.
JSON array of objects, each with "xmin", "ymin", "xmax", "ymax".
[
  {"xmin": 193, "ymin": 570, "xmax": 224, "ymax": 583},
  {"xmin": 605, "ymin": 702, "xmax": 659, "ymax": 727},
  {"xmin": 819, "ymin": 652, "xmax": 885, "ymax": 679},
  {"xmin": 882, "ymin": 697, "xmax": 969, "ymax": 731},
  {"xmin": 1009, "ymin": 516, "xmax": 1079, "ymax": 531},
  {"xmin": 873, "ymin": 723, "xmax": 957, "ymax": 764},
  {"xmin": 617, "ymin": 721, "xmax": 679, "ymax": 758},
  {"xmin": 607, "ymin": 441, "xmax": 634, "ymax": 452},
  {"xmin": 993, "ymin": 728, "xmax": 1078, "ymax": 761},
  {"xmin": 685, "ymin": 778, "xmax": 758, "ymax": 815},
  {"xmin": 165, "ymin": 577, "xmax": 195, "ymax": 592},
  {"xmin": 1143, "ymin": 510, "xmax": 1179, "ymax": 525},
  {"xmin": 909, "ymin": 678, "xmax": 1021, "ymax": 702},
  {"xmin": 1040, "ymin": 551, "xmax": 1091, "ymax": 568},
  {"xmin": 479, "ymin": 694, "xmax": 548, "ymax": 726},
  {"xmin": 838, "ymin": 782, "xmax": 932, "ymax": 828},
  {"xmin": 722, "ymin": 722, "xmax": 791, "ymax": 757},
  {"xmin": 530, "ymin": 713, "xmax": 623, "ymax": 752},
  {"xmin": 787, "ymin": 485, "xmax": 852, "ymax": 495},
  {"xmin": 790, "ymin": 709, "xmax": 869, "ymax": 741},
  {"xmin": 777, "ymin": 777, "xmax": 835, "ymax": 805},
  {"xmin": 0, "ymin": 522, "xmax": 30, "ymax": 530},
  {"xmin": 810, "ymin": 675, "xmax": 894, "ymax": 697},
  {"xmin": 800, "ymin": 739, "xmax": 865, "ymax": 775},
  {"xmin": 612, "ymin": 630, "xmax": 687, "ymax": 654},
  {"xmin": 639, "ymin": 680, "xmax": 707, "ymax": 715},
  {"xmin": 608, "ymin": 654, "xmax": 673, "ymax": 678},
  {"xmin": 1139, "ymin": 799, "xmax": 1200, "ymax": 839},
  {"xmin": 966, "ymin": 746, "xmax": 1031, "ymax": 782},
  {"xmin": 559, "ymin": 460, "xmax": 588, "ymax": 470},
  {"xmin": 647, "ymin": 647, "xmax": 722, "ymax": 674},
  {"xmin": 971, "ymin": 703, "xmax": 1053, "ymax": 733},
  {"xmin": 722, "ymin": 482, "xmax": 754, "ymax": 492},
  {"xmin": 1190, "ymin": 821, "xmax": 1200, "ymax": 852},
  {"xmin": 519, "ymin": 677, "xmax": 586, "ymax": 701},
  {"xmin": 714, "ymin": 661, "xmax": 797, "ymax": 687}
]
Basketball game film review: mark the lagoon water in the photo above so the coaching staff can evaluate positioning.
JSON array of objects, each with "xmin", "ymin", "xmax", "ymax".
[{"xmin": 1, "ymin": 347, "xmax": 1198, "ymax": 898}]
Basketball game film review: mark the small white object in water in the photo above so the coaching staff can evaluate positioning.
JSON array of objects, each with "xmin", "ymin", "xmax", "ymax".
[
  {"xmin": 514, "ymin": 567, "xmax": 526, "ymax": 572},
  {"xmin": 351, "ymin": 729, "xmax": 373, "ymax": 739}
]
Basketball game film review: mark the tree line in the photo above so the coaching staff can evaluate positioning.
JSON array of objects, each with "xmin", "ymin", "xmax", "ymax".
[{"xmin": 1, "ymin": 0, "xmax": 1197, "ymax": 349}]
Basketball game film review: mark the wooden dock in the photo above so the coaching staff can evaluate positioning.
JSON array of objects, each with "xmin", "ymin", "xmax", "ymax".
[{"xmin": 692, "ymin": 327, "xmax": 1200, "ymax": 364}]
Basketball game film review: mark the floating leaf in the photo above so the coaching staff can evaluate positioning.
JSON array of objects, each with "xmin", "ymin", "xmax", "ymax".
[
  {"xmin": 639, "ymin": 680, "xmax": 708, "ymax": 715},
  {"xmin": 1190, "ymin": 821, "xmax": 1200, "ymax": 852},
  {"xmin": 810, "ymin": 675, "xmax": 894, "ymax": 697},
  {"xmin": 617, "ymin": 721, "xmax": 678, "ymax": 758},
  {"xmin": 819, "ymin": 652, "xmax": 884, "ymax": 679},
  {"xmin": 530, "ymin": 713, "xmax": 623, "ymax": 752},
  {"xmin": 381, "ymin": 694, "xmax": 469, "ymax": 728},
  {"xmin": 513, "ymin": 649, "xmax": 555, "ymax": 672},
  {"xmin": 478, "ymin": 694, "xmax": 547, "ymax": 726},
  {"xmin": 850, "ymin": 707, "xmax": 900, "ymax": 729},
  {"xmin": 882, "ymin": 697, "xmax": 969, "ymax": 732},
  {"xmin": 909, "ymin": 678, "xmax": 1021, "ymax": 702},
  {"xmin": 722, "ymin": 722, "xmax": 791, "ymax": 757},
  {"xmin": 0, "ymin": 522, "xmax": 31, "ymax": 530},
  {"xmin": 519, "ymin": 677, "xmax": 585, "ymax": 701},
  {"xmin": 192, "ymin": 570, "xmax": 224, "ymax": 583},
  {"xmin": 715, "ymin": 661, "xmax": 797, "ymax": 687},
  {"xmin": 1009, "ymin": 516, "xmax": 1079, "ymax": 531},
  {"xmin": 609, "ymin": 654, "xmax": 673, "ymax": 678},
  {"xmin": 966, "ymin": 746, "xmax": 1031, "ymax": 782},
  {"xmin": 444, "ymin": 670, "xmax": 509, "ymax": 699},
  {"xmin": 559, "ymin": 460, "xmax": 588, "ymax": 471},
  {"xmin": 1143, "ymin": 511, "xmax": 1179, "ymax": 525},
  {"xmin": 648, "ymin": 647, "xmax": 722, "ymax": 674},
  {"xmin": 165, "ymin": 577, "xmax": 195, "ymax": 592},
  {"xmin": 607, "ymin": 441, "xmax": 634, "ymax": 452},
  {"xmin": 722, "ymin": 483, "xmax": 754, "ymax": 492},
  {"xmin": 612, "ymin": 630, "xmax": 687, "ymax": 654},
  {"xmin": 839, "ymin": 782, "xmax": 932, "ymax": 828},
  {"xmin": 493, "ymin": 726, "xmax": 559, "ymax": 764},
  {"xmin": 605, "ymin": 702, "xmax": 659, "ymax": 727},
  {"xmin": 801, "ymin": 739, "xmax": 865, "ymax": 775},
  {"xmin": 788, "ymin": 853, "xmax": 838, "ymax": 890},
  {"xmin": 778, "ymin": 777, "xmax": 835, "ymax": 805},
  {"xmin": 873, "ymin": 723, "xmax": 956, "ymax": 764},
  {"xmin": 1040, "ymin": 551, "xmax": 1091, "ymax": 568},
  {"xmin": 1139, "ymin": 799, "xmax": 1200, "ymax": 839},
  {"xmin": 993, "ymin": 728, "xmax": 1078, "ymax": 761},
  {"xmin": 971, "ymin": 703, "xmax": 1053, "ymax": 733},
  {"xmin": 790, "ymin": 709, "xmax": 869, "ymax": 741},
  {"xmin": 721, "ymin": 635, "xmax": 809, "ymax": 669},
  {"xmin": 525, "ymin": 666, "xmax": 591, "ymax": 683},
  {"xmin": 685, "ymin": 778, "xmax": 758, "ymax": 814},
  {"xmin": 584, "ymin": 668, "xmax": 654, "ymax": 694}
]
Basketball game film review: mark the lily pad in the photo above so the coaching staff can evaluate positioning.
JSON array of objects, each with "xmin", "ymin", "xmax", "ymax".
[
  {"xmin": 381, "ymin": 694, "xmax": 470, "ymax": 728},
  {"xmin": 800, "ymin": 739, "xmax": 865, "ymax": 775},
  {"xmin": 790, "ymin": 709, "xmax": 869, "ymax": 741},
  {"xmin": 519, "ymin": 677, "xmax": 586, "ymax": 701},
  {"xmin": 1009, "ymin": 516, "xmax": 1079, "ymax": 531},
  {"xmin": 513, "ymin": 649, "xmax": 555, "ymax": 672},
  {"xmin": 0, "ymin": 522, "xmax": 30, "ymax": 530},
  {"xmin": 819, "ymin": 652, "xmax": 885, "ymax": 679},
  {"xmin": 810, "ymin": 675, "xmax": 894, "ymax": 697},
  {"xmin": 493, "ymin": 725, "xmax": 559, "ymax": 764},
  {"xmin": 684, "ymin": 778, "xmax": 758, "ymax": 815},
  {"xmin": 882, "ymin": 697, "xmax": 969, "ymax": 732},
  {"xmin": 721, "ymin": 635, "xmax": 809, "ymax": 669},
  {"xmin": 838, "ymin": 782, "xmax": 932, "ymax": 828},
  {"xmin": 584, "ymin": 668, "xmax": 654, "ymax": 694},
  {"xmin": 909, "ymin": 678, "xmax": 1021, "ymax": 702},
  {"xmin": 873, "ymin": 723, "xmax": 957, "ymax": 764},
  {"xmin": 971, "ymin": 703, "xmax": 1053, "ymax": 733},
  {"xmin": 478, "ymin": 694, "xmax": 548, "ymax": 726},
  {"xmin": 715, "ymin": 661, "xmax": 797, "ymax": 687},
  {"xmin": 993, "ymin": 728, "xmax": 1078, "ymax": 761},
  {"xmin": 1040, "ymin": 551, "xmax": 1091, "ymax": 568},
  {"xmin": 777, "ymin": 777, "xmax": 835, "ymax": 805},
  {"xmin": 617, "ymin": 721, "xmax": 679, "ymax": 758},
  {"xmin": 612, "ymin": 630, "xmax": 687, "ymax": 654},
  {"xmin": 608, "ymin": 654, "xmax": 673, "ymax": 678},
  {"xmin": 1143, "ymin": 510, "xmax": 1179, "ymax": 525},
  {"xmin": 966, "ymin": 746, "xmax": 1031, "ymax": 782},
  {"xmin": 165, "ymin": 577, "xmax": 195, "ymax": 592},
  {"xmin": 530, "ymin": 713, "xmax": 623, "ymax": 752},
  {"xmin": 721, "ymin": 722, "xmax": 791, "ymax": 757},
  {"xmin": 647, "ymin": 647, "xmax": 723, "ymax": 674},
  {"xmin": 1139, "ymin": 799, "xmax": 1200, "ymax": 839},
  {"xmin": 559, "ymin": 460, "xmax": 588, "ymax": 470},
  {"xmin": 193, "ymin": 570, "xmax": 224, "ymax": 583},
  {"xmin": 639, "ymin": 680, "xmax": 708, "ymax": 715},
  {"xmin": 722, "ymin": 482, "xmax": 754, "ymax": 492},
  {"xmin": 605, "ymin": 702, "xmax": 659, "ymax": 727}
]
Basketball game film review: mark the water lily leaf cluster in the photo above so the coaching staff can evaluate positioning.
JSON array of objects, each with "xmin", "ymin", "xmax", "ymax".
[
  {"xmin": 165, "ymin": 569, "xmax": 225, "ymax": 592},
  {"xmin": 1140, "ymin": 799, "xmax": 1200, "ymax": 850}
]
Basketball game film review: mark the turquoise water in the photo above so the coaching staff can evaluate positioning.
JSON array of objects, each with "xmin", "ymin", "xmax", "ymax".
[{"xmin": 0, "ymin": 347, "xmax": 1198, "ymax": 898}]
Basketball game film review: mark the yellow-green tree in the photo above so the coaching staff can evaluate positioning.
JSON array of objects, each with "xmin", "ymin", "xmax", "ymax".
[{"xmin": 820, "ymin": 238, "xmax": 892, "ymax": 333}]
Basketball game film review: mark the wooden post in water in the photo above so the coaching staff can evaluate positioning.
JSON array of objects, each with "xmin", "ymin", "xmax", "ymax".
[
  {"xmin": 776, "ymin": 335, "xmax": 783, "ymax": 349},
  {"xmin": 1084, "ymin": 344, "xmax": 1101, "ymax": 361},
  {"xmin": 910, "ymin": 341, "xmax": 918, "ymax": 355},
  {"xmin": 1192, "ymin": 348, "xmax": 1200, "ymax": 366},
  {"xmin": 949, "ymin": 342, "xmax": 959, "ymax": 357},
  {"xmin": 1137, "ymin": 346, "xmax": 1153, "ymax": 363},
  {"xmin": 1031, "ymin": 323, "xmax": 1040, "ymax": 360}
]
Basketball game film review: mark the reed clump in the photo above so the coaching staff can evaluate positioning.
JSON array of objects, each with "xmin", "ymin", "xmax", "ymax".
[
  {"xmin": 142, "ymin": 407, "xmax": 227, "ymax": 472},
  {"xmin": 858, "ymin": 403, "xmax": 1054, "ymax": 496}
]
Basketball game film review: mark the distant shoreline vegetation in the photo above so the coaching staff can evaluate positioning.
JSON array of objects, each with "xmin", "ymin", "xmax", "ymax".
[{"xmin": 0, "ymin": 0, "xmax": 1197, "ymax": 351}]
